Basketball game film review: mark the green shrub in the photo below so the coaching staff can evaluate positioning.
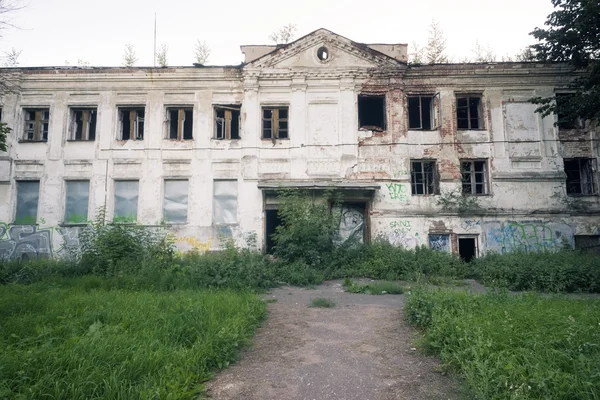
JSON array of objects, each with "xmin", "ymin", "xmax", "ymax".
[
  {"xmin": 343, "ymin": 278, "xmax": 404, "ymax": 295},
  {"xmin": 309, "ymin": 297, "xmax": 336, "ymax": 308},
  {"xmin": 405, "ymin": 289, "xmax": 600, "ymax": 399}
]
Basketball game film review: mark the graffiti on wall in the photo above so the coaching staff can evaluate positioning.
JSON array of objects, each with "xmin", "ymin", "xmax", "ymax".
[
  {"xmin": 428, "ymin": 234, "xmax": 451, "ymax": 252},
  {"xmin": 385, "ymin": 219, "xmax": 422, "ymax": 248},
  {"xmin": 0, "ymin": 223, "xmax": 82, "ymax": 260},
  {"xmin": 461, "ymin": 220, "xmax": 481, "ymax": 231},
  {"xmin": 483, "ymin": 221, "xmax": 574, "ymax": 253},
  {"xmin": 337, "ymin": 205, "xmax": 365, "ymax": 244},
  {"xmin": 386, "ymin": 183, "xmax": 410, "ymax": 203}
]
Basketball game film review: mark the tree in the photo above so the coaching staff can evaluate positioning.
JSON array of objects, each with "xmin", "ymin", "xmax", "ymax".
[
  {"xmin": 269, "ymin": 23, "xmax": 297, "ymax": 45},
  {"xmin": 408, "ymin": 41, "xmax": 425, "ymax": 64},
  {"xmin": 193, "ymin": 39, "xmax": 210, "ymax": 65},
  {"xmin": 0, "ymin": 0, "xmax": 23, "ymax": 36},
  {"xmin": 529, "ymin": 0, "xmax": 600, "ymax": 125},
  {"xmin": 471, "ymin": 40, "xmax": 496, "ymax": 63},
  {"xmin": 122, "ymin": 43, "xmax": 138, "ymax": 67},
  {"xmin": 3, "ymin": 47, "xmax": 20, "ymax": 67},
  {"xmin": 425, "ymin": 20, "xmax": 449, "ymax": 64},
  {"xmin": 156, "ymin": 44, "xmax": 168, "ymax": 67}
]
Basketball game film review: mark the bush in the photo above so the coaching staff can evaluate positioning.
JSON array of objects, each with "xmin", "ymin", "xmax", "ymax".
[{"xmin": 405, "ymin": 289, "xmax": 600, "ymax": 399}]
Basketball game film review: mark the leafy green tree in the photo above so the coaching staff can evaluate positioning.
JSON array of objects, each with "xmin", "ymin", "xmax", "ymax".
[
  {"xmin": 529, "ymin": 0, "xmax": 600, "ymax": 124},
  {"xmin": 425, "ymin": 20, "xmax": 449, "ymax": 64}
]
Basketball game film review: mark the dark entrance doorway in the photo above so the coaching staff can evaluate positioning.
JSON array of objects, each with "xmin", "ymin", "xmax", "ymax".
[
  {"xmin": 265, "ymin": 209, "xmax": 282, "ymax": 254},
  {"xmin": 458, "ymin": 237, "xmax": 477, "ymax": 262}
]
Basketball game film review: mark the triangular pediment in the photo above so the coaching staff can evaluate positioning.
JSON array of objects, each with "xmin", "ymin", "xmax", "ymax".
[{"xmin": 245, "ymin": 29, "xmax": 404, "ymax": 70}]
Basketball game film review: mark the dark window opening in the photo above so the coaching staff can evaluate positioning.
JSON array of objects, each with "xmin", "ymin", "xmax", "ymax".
[
  {"xmin": 461, "ymin": 160, "xmax": 488, "ymax": 195},
  {"xmin": 458, "ymin": 237, "xmax": 477, "ymax": 262},
  {"xmin": 358, "ymin": 95, "xmax": 386, "ymax": 131},
  {"xmin": 457, "ymin": 95, "xmax": 483, "ymax": 130},
  {"xmin": 119, "ymin": 108, "xmax": 145, "ymax": 140},
  {"xmin": 265, "ymin": 209, "xmax": 282, "ymax": 254},
  {"xmin": 408, "ymin": 96, "xmax": 433, "ymax": 130},
  {"xmin": 317, "ymin": 46, "xmax": 329, "ymax": 61},
  {"xmin": 168, "ymin": 108, "xmax": 193, "ymax": 140},
  {"xmin": 411, "ymin": 160, "xmax": 439, "ymax": 195},
  {"xmin": 564, "ymin": 158, "xmax": 596, "ymax": 195},
  {"xmin": 575, "ymin": 235, "xmax": 600, "ymax": 255},
  {"xmin": 215, "ymin": 105, "xmax": 241, "ymax": 140},
  {"xmin": 23, "ymin": 108, "xmax": 50, "ymax": 141},
  {"xmin": 70, "ymin": 108, "xmax": 97, "ymax": 141},
  {"xmin": 262, "ymin": 107, "xmax": 288, "ymax": 139},
  {"xmin": 556, "ymin": 94, "xmax": 585, "ymax": 129}
]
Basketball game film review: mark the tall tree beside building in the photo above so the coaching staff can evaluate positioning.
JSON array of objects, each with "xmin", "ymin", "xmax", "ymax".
[
  {"xmin": 193, "ymin": 40, "xmax": 210, "ymax": 65},
  {"xmin": 122, "ymin": 43, "xmax": 138, "ymax": 67},
  {"xmin": 156, "ymin": 44, "xmax": 168, "ymax": 67},
  {"xmin": 425, "ymin": 20, "xmax": 449, "ymax": 64},
  {"xmin": 529, "ymin": 0, "xmax": 600, "ymax": 124},
  {"xmin": 269, "ymin": 24, "xmax": 297, "ymax": 45}
]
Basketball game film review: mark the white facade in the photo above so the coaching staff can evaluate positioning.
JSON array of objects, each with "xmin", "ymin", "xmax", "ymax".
[{"xmin": 0, "ymin": 29, "xmax": 599, "ymax": 260}]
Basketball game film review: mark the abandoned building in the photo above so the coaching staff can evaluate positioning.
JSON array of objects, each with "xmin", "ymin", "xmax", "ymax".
[{"xmin": 0, "ymin": 28, "xmax": 599, "ymax": 261}]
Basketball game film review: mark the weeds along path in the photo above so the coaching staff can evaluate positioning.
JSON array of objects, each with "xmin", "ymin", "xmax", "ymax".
[{"xmin": 205, "ymin": 280, "xmax": 462, "ymax": 400}]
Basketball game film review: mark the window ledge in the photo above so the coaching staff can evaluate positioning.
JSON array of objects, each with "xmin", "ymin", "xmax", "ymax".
[
  {"xmin": 66, "ymin": 139, "xmax": 95, "ymax": 142},
  {"xmin": 60, "ymin": 222, "xmax": 88, "ymax": 227},
  {"xmin": 18, "ymin": 140, "xmax": 47, "ymax": 143},
  {"xmin": 567, "ymin": 193, "xmax": 599, "ymax": 197},
  {"xmin": 261, "ymin": 138, "xmax": 290, "ymax": 141},
  {"xmin": 457, "ymin": 129, "xmax": 487, "ymax": 132},
  {"xmin": 212, "ymin": 138, "xmax": 241, "ymax": 141},
  {"xmin": 164, "ymin": 138, "xmax": 194, "ymax": 141},
  {"xmin": 162, "ymin": 222, "xmax": 188, "ymax": 226}
]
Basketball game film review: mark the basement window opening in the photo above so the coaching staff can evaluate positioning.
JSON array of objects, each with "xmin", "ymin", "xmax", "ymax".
[
  {"xmin": 69, "ymin": 108, "xmax": 97, "ymax": 141},
  {"xmin": 564, "ymin": 158, "xmax": 597, "ymax": 195},
  {"xmin": 262, "ymin": 107, "xmax": 288, "ymax": 139},
  {"xmin": 167, "ymin": 107, "xmax": 193, "ymax": 140},
  {"xmin": 23, "ymin": 108, "xmax": 50, "ymax": 141},
  {"xmin": 456, "ymin": 94, "xmax": 483, "ymax": 130},
  {"xmin": 118, "ymin": 107, "xmax": 145, "ymax": 140},
  {"xmin": 411, "ymin": 160, "xmax": 439, "ymax": 195},
  {"xmin": 215, "ymin": 105, "xmax": 241, "ymax": 140},
  {"xmin": 358, "ymin": 95, "xmax": 386, "ymax": 131}
]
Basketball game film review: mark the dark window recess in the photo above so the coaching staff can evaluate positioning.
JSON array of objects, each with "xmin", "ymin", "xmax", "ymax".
[
  {"xmin": 23, "ymin": 108, "xmax": 50, "ymax": 141},
  {"xmin": 411, "ymin": 160, "xmax": 439, "ymax": 195},
  {"xmin": 574, "ymin": 235, "xmax": 600, "ymax": 255},
  {"xmin": 265, "ymin": 209, "xmax": 282, "ymax": 254},
  {"xmin": 262, "ymin": 107, "xmax": 288, "ymax": 139},
  {"xmin": 408, "ymin": 96, "xmax": 433, "ymax": 130},
  {"xmin": 70, "ymin": 108, "xmax": 97, "ymax": 141},
  {"xmin": 215, "ymin": 105, "xmax": 241, "ymax": 140},
  {"xmin": 358, "ymin": 95, "xmax": 386, "ymax": 131},
  {"xmin": 168, "ymin": 108, "xmax": 193, "ymax": 140},
  {"xmin": 119, "ymin": 108, "xmax": 145, "ymax": 140},
  {"xmin": 461, "ymin": 160, "xmax": 488, "ymax": 195},
  {"xmin": 458, "ymin": 237, "xmax": 477, "ymax": 262},
  {"xmin": 556, "ymin": 94, "xmax": 585, "ymax": 129},
  {"xmin": 456, "ymin": 95, "xmax": 483, "ymax": 130},
  {"xmin": 564, "ymin": 158, "xmax": 596, "ymax": 195}
]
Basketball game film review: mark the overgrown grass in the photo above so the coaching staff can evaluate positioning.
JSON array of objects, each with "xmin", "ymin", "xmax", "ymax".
[
  {"xmin": 309, "ymin": 297, "xmax": 336, "ymax": 308},
  {"xmin": 405, "ymin": 288, "xmax": 600, "ymax": 399},
  {"xmin": 0, "ymin": 281, "xmax": 266, "ymax": 399},
  {"xmin": 343, "ymin": 278, "xmax": 404, "ymax": 295}
]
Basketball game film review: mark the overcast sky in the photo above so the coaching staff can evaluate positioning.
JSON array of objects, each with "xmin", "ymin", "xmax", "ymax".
[{"xmin": 1, "ymin": 0, "xmax": 555, "ymax": 67}]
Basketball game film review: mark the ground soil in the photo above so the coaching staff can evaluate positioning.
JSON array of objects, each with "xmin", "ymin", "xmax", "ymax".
[{"xmin": 205, "ymin": 280, "xmax": 465, "ymax": 400}]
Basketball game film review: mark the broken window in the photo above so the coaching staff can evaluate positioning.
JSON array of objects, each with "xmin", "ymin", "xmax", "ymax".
[
  {"xmin": 456, "ymin": 95, "xmax": 483, "ymax": 130},
  {"xmin": 215, "ymin": 105, "xmax": 241, "ymax": 140},
  {"xmin": 411, "ymin": 160, "xmax": 439, "ymax": 195},
  {"xmin": 213, "ymin": 180, "xmax": 238, "ymax": 224},
  {"xmin": 23, "ymin": 108, "xmax": 50, "ymax": 141},
  {"xmin": 15, "ymin": 180, "xmax": 40, "ymax": 224},
  {"xmin": 408, "ymin": 94, "xmax": 440, "ymax": 130},
  {"xmin": 358, "ymin": 95, "xmax": 386, "ymax": 131},
  {"xmin": 564, "ymin": 158, "xmax": 597, "ymax": 195},
  {"xmin": 556, "ymin": 94, "xmax": 585, "ymax": 129},
  {"xmin": 167, "ymin": 107, "xmax": 193, "ymax": 140},
  {"xmin": 262, "ymin": 107, "xmax": 288, "ymax": 139},
  {"xmin": 461, "ymin": 160, "xmax": 489, "ymax": 195},
  {"xmin": 118, "ymin": 107, "xmax": 145, "ymax": 140},
  {"xmin": 64, "ymin": 180, "xmax": 90, "ymax": 224},
  {"xmin": 69, "ymin": 108, "xmax": 97, "ymax": 141},
  {"xmin": 163, "ymin": 180, "xmax": 189, "ymax": 223},
  {"xmin": 114, "ymin": 180, "xmax": 139, "ymax": 222}
]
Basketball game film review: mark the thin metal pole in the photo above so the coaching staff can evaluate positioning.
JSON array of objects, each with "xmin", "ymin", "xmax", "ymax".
[{"xmin": 153, "ymin": 13, "xmax": 157, "ymax": 67}]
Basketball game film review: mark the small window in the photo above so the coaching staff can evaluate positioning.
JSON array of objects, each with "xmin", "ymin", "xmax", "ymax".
[
  {"xmin": 23, "ymin": 108, "xmax": 50, "ymax": 141},
  {"xmin": 215, "ymin": 105, "xmax": 241, "ymax": 140},
  {"xmin": 556, "ymin": 94, "xmax": 585, "ymax": 129},
  {"xmin": 408, "ymin": 94, "xmax": 440, "ymax": 130},
  {"xmin": 64, "ymin": 180, "xmax": 90, "ymax": 224},
  {"xmin": 15, "ymin": 180, "xmax": 40, "ymax": 224},
  {"xmin": 167, "ymin": 107, "xmax": 193, "ymax": 140},
  {"xmin": 118, "ymin": 107, "xmax": 145, "ymax": 140},
  {"xmin": 358, "ymin": 95, "xmax": 386, "ymax": 131},
  {"xmin": 69, "ymin": 108, "xmax": 97, "ymax": 141},
  {"xmin": 213, "ymin": 180, "xmax": 238, "ymax": 224},
  {"xmin": 262, "ymin": 107, "xmax": 288, "ymax": 139},
  {"xmin": 456, "ymin": 95, "xmax": 483, "ymax": 130},
  {"xmin": 411, "ymin": 160, "xmax": 439, "ymax": 195},
  {"xmin": 461, "ymin": 160, "xmax": 489, "ymax": 195},
  {"xmin": 114, "ymin": 180, "xmax": 139, "ymax": 222},
  {"xmin": 163, "ymin": 180, "xmax": 189, "ymax": 224},
  {"xmin": 564, "ymin": 158, "xmax": 597, "ymax": 195}
]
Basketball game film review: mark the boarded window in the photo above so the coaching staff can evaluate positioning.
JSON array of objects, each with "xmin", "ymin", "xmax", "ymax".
[
  {"xmin": 167, "ymin": 107, "xmax": 193, "ymax": 140},
  {"xmin": 15, "ymin": 181, "xmax": 40, "ymax": 224},
  {"xmin": 213, "ymin": 180, "xmax": 238, "ymax": 224},
  {"xmin": 429, "ymin": 234, "xmax": 450, "ymax": 252},
  {"xmin": 411, "ymin": 160, "xmax": 439, "ymax": 195},
  {"xmin": 215, "ymin": 105, "xmax": 241, "ymax": 140},
  {"xmin": 64, "ymin": 180, "xmax": 90, "ymax": 224},
  {"xmin": 69, "ymin": 108, "xmax": 97, "ymax": 141},
  {"xmin": 564, "ymin": 158, "xmax": 597, "ymax": 195},
  {"xmin": 262, "ymin": 107, "xmax": 288, "ymax": 139},
  {"xmin": 163, "ymin": 180, "xmax": 189, "ymax": 223},
  {"xmin": 456, "ymin": 95, "xmax": 483, "ymax": 130},
  {"xmin": 118, "ymin": 107, "xmax": 145, "ymax": 140},
  {"xmin": 408, "ymin": 94, "xmax": 440, "ymax": 130},
  {"xmin": 358, "ymin": 95, "xmax": 386, "ymax": 131},
  {"xmin": 114, "ymin": 180, "xmax": 139, "ymax": 222},
  {"xmin": 461, "ymin": 160, "xmax": 489, "ymax": 195},
  {"xmin": 23, "ymin": 108, "xmax": 50, "ymax": 141}
]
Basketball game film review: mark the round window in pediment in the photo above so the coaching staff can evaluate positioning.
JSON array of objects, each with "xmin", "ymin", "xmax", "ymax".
[{"xmin": 317, "ymin": 46, "xmax": 330, "ymax": 62}]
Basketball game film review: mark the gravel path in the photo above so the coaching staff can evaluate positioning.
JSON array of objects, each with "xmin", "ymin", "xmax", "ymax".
[{"xmin": 205, "ymin": 280, "xmax": 463, "ymax": 400}]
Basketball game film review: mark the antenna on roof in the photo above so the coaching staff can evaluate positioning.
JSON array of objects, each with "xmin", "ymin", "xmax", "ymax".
[{"xmin": 153, "ymin": 13, "xmax": 157, "ymax": 68}]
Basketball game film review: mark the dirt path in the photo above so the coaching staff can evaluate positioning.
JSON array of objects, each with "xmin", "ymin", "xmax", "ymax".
[{"xmin": 205, "ymin": 280, "xmax": 462, "ymax": 400}]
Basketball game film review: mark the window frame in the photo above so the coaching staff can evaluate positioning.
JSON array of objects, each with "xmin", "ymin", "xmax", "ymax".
[
  {"xmin": 63, "ymin": 180, "xmax": 91, "ymax": 225},
  {"xmin": 213, "ymin": 179, "xmax": 238, "ymax": 225},
  {"xmin": 22, "ymin": 108, "xmax": 50, "ymax": 142},
  {"xmin": 461, "ymin": 159, "xmax": 490, "ymax": 196},
  {"xmin": 113, "ymin": 180, "xmax": 140, "ymax": 223},
  {"xmin": 14, "ymin": 180, "xmax": 40, "ymax": 225},
  {"xmin": 163, "ymin": 179, "xmax": 189, "ymax": 224},
  {"xmin": 117, "ymin": 106, "xmax": 145, "ymax": 141},
  {"xmin": 68, "ymin": 107, "xmax": 97, "ymax": 141},
  {"xmin": 262, "ymin": 106, "xmax": 289, "ymax": 140},
  {"xmin": 456, "ymin": 94, "xmax": 484, "ymax": 130},
  {"xmin": 564, "ymin": 158, "xmax": 597, "ymax": 196},
  {"xmin": 407, "ymin": 93, "xmax": 440, "ymax": 131},
  {"xmin": 214, "ymin": 105, "xmax": 241, "ymax": 140},
  {"xmin": 166, "ymin": 106, "xmax": 194, "ymax": 140},
  {"xmin": 358, "ymin": 94, "xmax": 386, "ymax": 131},
  {"xmin": 410, "ymin": 160, "xmax": 439, "ymax": 196}
]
